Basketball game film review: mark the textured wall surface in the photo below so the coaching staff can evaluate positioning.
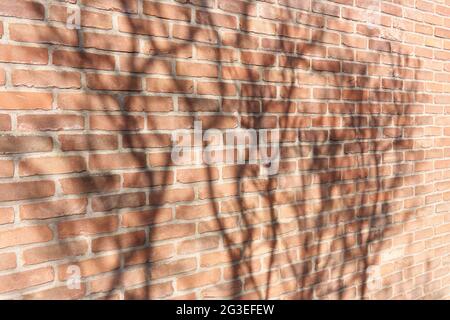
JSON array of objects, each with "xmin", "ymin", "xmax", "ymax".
[{"xmin": 0, "ymin": 0, "xmax": 449, "ymax": 300}]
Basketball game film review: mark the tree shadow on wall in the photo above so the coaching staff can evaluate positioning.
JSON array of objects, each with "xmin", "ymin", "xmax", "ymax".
[{"xmin": 9, "ymin": 0, "xmax": 436, "ymax": 300}]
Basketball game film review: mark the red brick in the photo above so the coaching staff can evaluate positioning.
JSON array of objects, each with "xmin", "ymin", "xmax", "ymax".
[
  {"xmin": 18, "ymin": 115, "xmax": 84, "ymax": 131},
  {"xmin": 264, "ymin": 70, "xmax": 296, "ymax": 83},
  {"xmin": 436, "ymin": 28, "xmax": 450, "ymax": 39},
  {"xmin": 177, "ymin": 269, "xmax": 221, "ymax": 290},
  {"xmin": 90, "ymin": 115, "xmax": 144, "ymax": 131},
  {"xmin": 149, "ymin": 188, "xmax": 195, "ymax": 205},
  {"xmin": 87, "ymin": 74, "xmax": 142, "ymax": 91},
  {"xmin": 0, "ymin": 0, "xmax": 446, "ymax": 300},
  {"xmin": 92, "ymin": 231, "xmax": 146, "ymax": 252},
  {"xmin": 199, "ymin": 183, "xmax": 239, "ymax": 199},
  {"xmin": 0, "ymin": 0, "xmax": 45, "ymax": 19},
  {"xmin": 179, "ymin": 98, "xmax": 219, "ymax": 112},
  {"xmin": 92, "ymin": 192, "xmax": 146, "ymax": 212},
  {"xmin": 58, "ymin": 93, "xmax": 119, "ymax": 111},
  {"xmin": 173, "ymin": 25, "xmax": 218, "ymax": 44},
  {"xmin": 342, "ymin": 34, "xmax": 367, "ymax": 49},
  {"xmin": 279, "ymin": 56, "xmax": 311, "ymax": 69},
  {"xmin": 53, "ymin": 50, "xmax": 115, "ymax": 70},
  {"xmin": 150, "ymin": 258, "xmax": 197, "ymax": 279},
  {"xmin": 124, "ymin": 244, "xmax": 174, "ymax": 266},
  {"xmin": 279, "ymin": 0, "xmax": 311, "ymax": 11},
  {"xmin": 148, "ymin": 115, "xmax": 193, "ymax": 130},
  {"xmin": 147, "ymin": 78, "xmax": 194, "ymax": 93},
  {"xmin": 198, "ymin": 81, "xmax": 237, "ymax": 96},
  {"xmin": 218, "ymin": 0, "xmax": 256, "ymax": 15},
  {"xmin": 49, "ymin": 5, "xmax": 113, "ymax": 30},
  {"xmin": 0, "ymin": 160, "xmax": 13, "ymax": 178},
  {"xmin": 176, "ymin": 61, "xmax": 218, "ymax": 77},
  {"xmin": 222, "ymin": 66, "xmax": 260, "ymax": 81},
  {"xmin": 196, "ymin": 45, "xmax": 236, "ymax": 62},
  {"xmin": 263, "ymin": 38, "xmax": 296, "ymax": 53},
  {"xmin": 0, "ymin": 207, "xmax": 13, "ymax": 225},
  {"xmin": 81, "ymin": 0, "xmax": 138, "ymax": 13},
  {"xmin": 0, "ymin": 252, "xmax": 16, "ymax": 271},
  {"xmin": 60, "ymin": 175, "xmax": 120, "ymax": 195},
  {"xmin": 223, "ymin": 99, "xmax": 261, "ymax": 113},
  {"xmin": 121, "ymin": 208, "xmax": 172, "ymax": 228},
  {"xmin": 278, "ymin": 24, "xmax": 310, "ymax": 40},
  {"xmin": 23, "ymin": 285, "xmax": 86, "ymax": 300},
  {"xmin": 12, "ymin": 70, "xmax": 81, "ymax": 89},
  {"xmin": 142, "ymin": 38, "xmax": 193, "ymax": 57},
  {"xmin": 119, "ymin": 17, "xmax": 169, "ymax": 37},
  {"xmin": 89, "ymin": 153, "xmax": 146, "ymax": 171},
  {"xmin": 177, "ymin": 167, "xmax": 219, "ymax": 183},
  {"xmin": 0, "ymin": 181, "xmax": 54, "ymax": 202},
  {"xmin": 58, "ymin": 254, "xmax": 120, "ymax": 280},
  {"xmin": 10, "ymin": 23, "xmax": 78, "ymax": 46},
  {"xmin": 369, "ymin": 39, "xmax": 392, "ymax": 52},
  {"xmin": 84, "ymin": 33, "xmax": 139, "ymax": 52},
  {"xmin": 120, "ymin": 56, "xmax": 171, "ymax": 74},
  {"xmin": 197, "ymin": 10, "xmax": 237, "ymax": 29},
  {"xmin": 124, "ymin": 96, "xmax": 173, "ymax": 112},
  {"xmin": 123, "ymin": 133, "xmax": 171, "ymax": 148},
  {"xmin": 20, "ymin": 198, "xmax": 87, "ymax": 220},
  {"xmin": 0, "ymin": 44, "xmax": 47, "ymax": 65},
  {"xmin": 381, "ymin": 2, "xmax": 402, "ymax": 16},
  {"xmin": 59, "ymin": 134, "xmax": 118, "ymax": 151},
  {"xmin": 280, "ymin": 87, "xmax": 311, "ymax": 99},
  {"xmin": 23, "ymin": 240, "xmax": 88, "ymax": 265},
  {"xmin": 177, "ymin": 236, "xmax": 220, "ymax": 254},
  {"xmin": 176, "ymin": 203, "xmax": 216, "ymax": 220},
  {"xmin": 0, "ymin": 92, "xmax": 52, "ymax": 110},
  {"xmin": 125, "ymin": 282, "xmax": 173, "ymax": 299},
  {"xmin": 199, "ymin": 217, "xmax": 239, "ymax": 235},
  {"xmin": 123, "ymin": 171, "xmax": 173, "ymax": 188},
  {"xmin": 241, "ymin": 51, "xmax": 276, "ymax": 66},
  {"xmin": 151, "ymin": 224, "xmax": 195, "ymax": 244},
  {"xmin": 312, "ymin": 59, "xmax": 341, "ymax": 72},
  {"xmin": 241, "ymin": 84, "xmax": 276, "ymax": 98},
  {"xmin": 0, "ymin": 68, "xmax": 4, "ymax": 86},
  {"xmin": 241, "ymin": 18, "xmax": 277, "ymax": 35},
  {"xmin": 222, "ymin": 32, "xmax": 259, "ymax": 49},
  {"xmin": 199, "ymin": 115, "xmax": 238, "ymax": 129},
  {"xmin": 143, "ymin": 2, "xmax": 191, "ymax": 21}
]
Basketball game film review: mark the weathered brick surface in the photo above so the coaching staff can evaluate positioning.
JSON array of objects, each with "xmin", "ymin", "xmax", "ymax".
[{"xmin": 0, "ymin": 0, "xmax": 448, "ymax": 300}]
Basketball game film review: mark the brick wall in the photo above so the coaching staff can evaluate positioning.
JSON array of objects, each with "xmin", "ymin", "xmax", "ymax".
[{"xmin": 0, "ymin": 0, "xmax": 449, "ymax": 300}]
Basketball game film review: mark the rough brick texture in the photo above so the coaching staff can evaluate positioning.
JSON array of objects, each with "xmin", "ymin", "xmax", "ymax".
[{"xmin": 0, "ymin": 0, "xmax": 449, "ymax": 300}]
